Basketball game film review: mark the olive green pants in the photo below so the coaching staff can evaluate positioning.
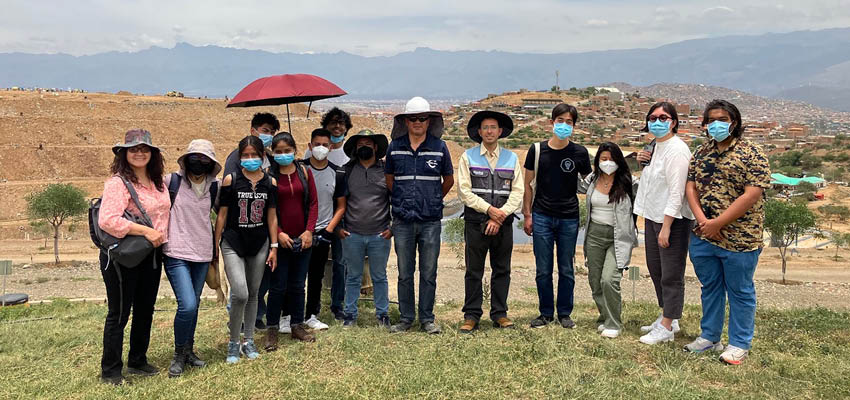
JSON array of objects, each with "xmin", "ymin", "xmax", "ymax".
[{"xmin": 584, "ymin": 221, "xmax": 623, "ymax": 330}]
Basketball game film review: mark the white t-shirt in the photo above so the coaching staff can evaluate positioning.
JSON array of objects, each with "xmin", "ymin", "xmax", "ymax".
[
  {"xmin": 590, "ymin": 188, "xmax": 615, "ymax": 226},
  {"xmin": 304, "ymin": 147, "xmax": 349, "ymax": 167},
  {"xmin": 633, "ymin": 135, "xmax": 694, "ymax": 224}
]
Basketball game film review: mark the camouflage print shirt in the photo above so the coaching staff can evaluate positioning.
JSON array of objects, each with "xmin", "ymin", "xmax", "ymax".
[{"xmin": 687, "ymin": 137, "xmax": 771, "ymax": 252}]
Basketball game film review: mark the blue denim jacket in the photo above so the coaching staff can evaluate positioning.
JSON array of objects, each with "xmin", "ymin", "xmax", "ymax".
[{"xmin": 385, "ymin": 134, "xmax": 453, "ymax": 222}]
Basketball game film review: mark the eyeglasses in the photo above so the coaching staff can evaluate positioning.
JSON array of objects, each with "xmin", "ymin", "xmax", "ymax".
[
  {"xmin": 648, "ymin": 115, "xmax": 672, "ymax": 122},
  {"xmin": 480, "ymin": 126, "xmax": 500, "ymax": 132},
  {"xmin": 407, "ymin": 116, "xmax": 429, "ymax": 123},
  {"xmin": 128, "ymin": 146, "xmax": 151, "ymax": 154}
]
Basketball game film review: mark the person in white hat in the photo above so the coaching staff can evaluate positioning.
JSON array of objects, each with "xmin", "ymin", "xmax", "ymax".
[
  {"xmin": 162, "ymin": 139, "xmax": 222, "ymax": 377},
  {"xmin": 385, "ymin": 97, "xmax": 454, "ymax": 334}
]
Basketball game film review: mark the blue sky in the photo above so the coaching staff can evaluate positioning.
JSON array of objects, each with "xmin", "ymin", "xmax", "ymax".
[{"xmin": 2, "ymin": 0, "xmax": 849, "ymax": 56}]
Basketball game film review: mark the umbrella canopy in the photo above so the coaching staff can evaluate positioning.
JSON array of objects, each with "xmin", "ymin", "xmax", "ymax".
[{"xmin": 226, "ymin": 74, "xmax": 347, "ymax": 132}]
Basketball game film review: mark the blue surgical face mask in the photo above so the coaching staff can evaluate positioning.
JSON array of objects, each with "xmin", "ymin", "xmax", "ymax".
[
  {"xmin": 259, "ymin": 134, "xmax": 273, "ymax": 148},
  {"xmin": 553, "ymin": 122, "xmax": 573, "ymax": 139},
  {"xmin": 648, "ymin": 120, "xmax": 671, "ymax": 137},
  {"xmin": 274, "ymin": 153, "xmax": 295, "ymax": 166},
  {"xmin": 241, "ymin": 158, "xmax": 263, "ymax": 172},
  {"xmin": 707, "ymin": 121, "xmax": 731, "ymax": 142},
  {"xmin": 330, "ymin": 134, "xmax": 345, "ymax": 144}
]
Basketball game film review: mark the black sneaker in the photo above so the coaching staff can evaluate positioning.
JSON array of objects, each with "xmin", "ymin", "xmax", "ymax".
[
  {"xmin": 255, "ymin": 319, "xmax": 267, "ymax": 331},
  {"xmin": 377, "ymin": 315, "xmax": 391, "ymax": 328},
  {"xmin": 342, "ymin": 319, "xmax": 356, "ymax": 328},
  {"xmin": 332, "ymin": 308, "xmax": 345, "ymax": 321},
  {"xmin": 389, "ymin": 320, "xmax": 414, "ymax": 333},
  {"xmin": 530, "ymin": 315, "xmax": 554, "ymax": 328},
  {"xmin": 126, "ymin": 363, "xmax": 159, "ymax": 376},
  {"xmin": 559, "ymin": 317, "xmax": 576, "ymax": 329}
]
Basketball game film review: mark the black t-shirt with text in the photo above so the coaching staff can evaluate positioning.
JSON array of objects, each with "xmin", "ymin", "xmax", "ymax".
[
  {"xmin": 220, "ymin": 169, "xmax": 277, "ymax": 257},
  {"xmin": 524, "ymin": 140, "xmax": 591, "ymax": 219}
]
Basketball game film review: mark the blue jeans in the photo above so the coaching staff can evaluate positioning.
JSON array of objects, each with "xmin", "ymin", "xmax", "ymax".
[
  {"xmin": 689, "ymin": 234, "xmax": 761, "ymax": 350},
  {"xmin": 532, "ymin": 212, "xmax": 579, "ymax": 319},
  {"xmin": 393, "ymin": 220, "xmax": 441, "ymax": 323},
  {"xmin": 330, "ymin": 235, "xmax": 346, "ymax": 314},
  {"xmin": 163, "ymin": 256, "xmax": 209, "ymax": 346},
  {"xmin": 266, "ymin": 247, "xmax": 312, "ymax": 326},
  {"xmin": 342, "ymin": 232, "xmax": 391, "ymax": 319}
]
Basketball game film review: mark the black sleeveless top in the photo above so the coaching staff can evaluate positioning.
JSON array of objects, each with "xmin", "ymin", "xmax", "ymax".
[{"xmin": 220, "ymin": 169, "xmax": 277, "ymax": 257}]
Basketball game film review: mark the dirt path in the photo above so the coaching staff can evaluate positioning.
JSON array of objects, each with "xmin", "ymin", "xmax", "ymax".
[{"xmin": 2, "ymin": 240, "xmax": 848, "ymax": 311}]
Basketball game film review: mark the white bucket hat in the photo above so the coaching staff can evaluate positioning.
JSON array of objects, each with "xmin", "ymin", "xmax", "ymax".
[
  {"xmin": 177, "ymin": 139, "xmax": 222, "ymax": 176},
  {"xmin": 391, "ymin": 96, "xmax": 444, "ymax": 140}
]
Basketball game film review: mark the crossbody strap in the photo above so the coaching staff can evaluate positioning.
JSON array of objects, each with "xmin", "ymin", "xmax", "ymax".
[{"xmin": 119, "ymin": 176, "xmax": 154, "ymax": 227}]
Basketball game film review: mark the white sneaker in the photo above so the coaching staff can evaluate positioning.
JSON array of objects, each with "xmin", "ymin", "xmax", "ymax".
[
  {"xmin": 601, "ymin": 329, "xmax": 620, "ymax": 338},
  {"xmin": 305, "ymin": 315, "xmax": 329, "ymax": 330},
  {"xmin": 640, "ymin": 314, "xmax": 662, "ymax": 333},
  {"xmin": 278, "ymin": 315, "xmax": 292, "ymax": 334},
  {"xmin": 684, "ymin": 337, "xmax": 724, "ymax": 353},
  {"xmin": 639, "ymin": 324, "xmax": 674, "ymax": 345},
  {"xmin": 640, "ymin": 315, "xmax": 681, "ymax": 333},
  {"xmin": 597, "ymin": 324, "xmax": 605, "ymax": 333},
  {"xmin": 719, "ymin": 345, "xmax": 749, "ymax": 365}
]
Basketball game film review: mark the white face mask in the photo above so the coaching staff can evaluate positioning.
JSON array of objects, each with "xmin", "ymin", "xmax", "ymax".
[
  {"xmin": 311, "ymin": 145, "xmax": 329, "ymax": 161},
  {"xmin": 599, "ymin": 160, "xmax": 618, "ymax": 175}
]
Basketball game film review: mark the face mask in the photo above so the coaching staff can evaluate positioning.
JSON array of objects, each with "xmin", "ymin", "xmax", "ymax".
[
  {"xmin": 186, "ymin": 159, "xmax": 211, "ymax": 176},
  {"xmin": 599, "ymin": 160, "xmax": 618, "ymax": 175},
  {"xmin": 311, "ymin": 145, "xmax": 329, "ymax": 161},
  {"xmin": 707, "ymin": 121, "xmax": 731, "ymax": 142},
  {"xmin": 356, "ymin": 146, "xmax": 374, "ymax": 160},
  {"xmin": 258, "ymin": 134, "xmax": 273, "ymax": 148},
  {"xmin": 330, "ymin": 134, "xmax": 345, "ymax": 144},
  {"xmin": 274, "ymin": 153, "xmax": 295, "ymax": 166},
  {"xmin": 648, "ymin": 120, "xmax": 671, "ymax": 137},
  {"xmin": 553, "ymin": 123, "xmax": 573, "ymax": 140},
  {"xmin": 241, "ymin": 158, "xmax": 263, "ymax": 172}
]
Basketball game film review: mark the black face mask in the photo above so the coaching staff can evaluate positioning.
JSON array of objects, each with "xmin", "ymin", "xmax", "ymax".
[
  {"xmin": 186, "ymin": 159, "xmax": 212, "ymax": 176},
  {"xmin": 356, "ymin": 146, "xmax": 374, "ymax": 160}
]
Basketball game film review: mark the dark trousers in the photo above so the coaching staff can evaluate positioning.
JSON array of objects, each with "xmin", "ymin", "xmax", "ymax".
[
  {"xmin": 462, "ymin": 220, "xmax": 513, "ymax": 322},
  {"xmin": 267, "ymin": 247, "xmax": 312, "ymax": 326},
  {"xmin": 644, "ymin": 217, "xmax": 693, "ymax": 319},
  {"xmin": 99, "ymin": 249, "xmax": 162, "ymax": 378},
  {"xmin": 306, "ymin": 238, "xmax": 331, "ymax": 317}
]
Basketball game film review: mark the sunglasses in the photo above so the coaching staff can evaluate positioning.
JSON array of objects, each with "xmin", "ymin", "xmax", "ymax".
[
  {"xmin": 648, "ymin": 115, "xmax": 672, "ymax": 122},
  {"xmin": 128, "ymin": 146, "xmax": 151, "ymax": 154},
  {"xmin": 187, "ymin": 154, "xmax": 212, "ymax": 164},
  {"xmin": 407, "ymin": 116, "xmax": 429, "ymax": 123}
]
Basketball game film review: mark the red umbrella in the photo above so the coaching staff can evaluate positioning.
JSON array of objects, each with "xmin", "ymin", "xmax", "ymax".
[{"xmin": 226, "ymin": 74, "xmax": 347, "ymax": 133}]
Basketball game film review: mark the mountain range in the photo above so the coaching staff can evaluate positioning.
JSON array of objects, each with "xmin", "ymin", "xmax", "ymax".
[{"xmin": 2, "ymin": 27, "xmax": 850, "ymax": 111}]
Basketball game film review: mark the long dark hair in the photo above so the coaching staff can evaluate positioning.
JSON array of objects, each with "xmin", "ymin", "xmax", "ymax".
[
  {"xmin": 110, "ymin": 147, "xmax": 165, "ymax": 191},
  {"xmin": 641, "ymin": 101, "xmax": 679, "ymax": 133},
  {"xmin": 593, "ymin": 142, "xmax": 633, "ymax": 204},
  {"xmin": 702, "ymin": 99, "xmax": 744, "ymax": 138},
  {"xmin": 238, "ymin": 135, "xmax": 265, "ymax": 159}
]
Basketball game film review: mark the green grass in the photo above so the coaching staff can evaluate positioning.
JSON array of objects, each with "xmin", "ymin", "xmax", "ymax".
[{"xmin": 1, "ymin": 299, "xmax": 848, "ymax": 399}]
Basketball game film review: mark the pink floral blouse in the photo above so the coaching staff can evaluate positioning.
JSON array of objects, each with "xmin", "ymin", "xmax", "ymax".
[{"xmin": 97, "ymin": 175, "xmax": 171, "ymax": 242}]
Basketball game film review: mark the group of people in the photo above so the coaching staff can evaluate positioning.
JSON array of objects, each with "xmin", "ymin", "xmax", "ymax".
[{"xmin": 95, "ymin": 95, "xmax": 769, "ymax": 384}]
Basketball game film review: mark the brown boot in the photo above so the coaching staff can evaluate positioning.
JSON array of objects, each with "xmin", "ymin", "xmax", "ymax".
[
  {"xmin": 493, "ymin": 317, "xmax": 515, "ymax": 329},
  {"xmin": 459, "ymin": 319, "xmax": 479, "ymax": 334},
  {"xmin": 263, "ymin": 329, "xmax": 279, "ymax": 351},
  {"xmin": 291, "ymin": 324, "xmax": 316, "ymax": 342}
]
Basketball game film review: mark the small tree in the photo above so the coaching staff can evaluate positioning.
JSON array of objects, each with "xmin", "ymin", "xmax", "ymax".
[
  {"xmin": 29, "ymin": 220, "xmax": 51, "ymax": 247},
  {"xmin": 26, "ymin": 183, "xmax": 88, "ymax": 263},
  {"xmin": 764, "ymin": 200, "xmax": 817, "ymax": 283},
  {"xmin": 830, "ymin": 231, "xmax": 850, "ymax": 261}
]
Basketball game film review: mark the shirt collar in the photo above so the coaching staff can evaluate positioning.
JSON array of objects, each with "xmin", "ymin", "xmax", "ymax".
[{"xmin": 479, "ymin": 143, "xmax": 500, "ymax": 157}]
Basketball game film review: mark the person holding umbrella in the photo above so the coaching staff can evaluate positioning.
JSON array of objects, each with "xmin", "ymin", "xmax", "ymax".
[
  {"xmin": 222, "ymin": 112, "xmax": 279, "ymax": 178},
  {"xmin": 456, "ymin": 111, "xmax": 524, "ymax": 333},
  {"xmin": 385, "ymin": 96, "xmax": 454, "ymax": 334}
]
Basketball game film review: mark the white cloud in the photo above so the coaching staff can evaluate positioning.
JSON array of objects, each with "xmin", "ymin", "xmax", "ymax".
[{"xmin": 586, "ymin": 19, "xmax": 609, "ymax": 27}]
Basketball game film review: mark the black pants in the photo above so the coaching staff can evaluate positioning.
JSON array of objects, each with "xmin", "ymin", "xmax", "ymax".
[
  {"xmin": 644, "ymin": 218, "xmax": 693, "ymax": 320},
  {"xmin": 306, "ymin": 238, "xmax": 331, "ymax": 317},
  {"xmin": 100, "ymin": 249, "xmax": 162, "ymax": 378},
  {"xmin": 462, "ymin": 220, "xmax": 513, "ymax": 321}
]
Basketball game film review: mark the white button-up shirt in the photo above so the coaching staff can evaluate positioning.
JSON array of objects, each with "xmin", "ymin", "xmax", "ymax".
[{"xmin": 633, "ymin": 135, "xmax": 694, "ymax": 224}]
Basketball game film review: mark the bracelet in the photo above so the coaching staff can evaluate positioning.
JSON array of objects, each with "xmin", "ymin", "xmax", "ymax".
[{"xmin": 270, "ymin": 243, "xmax": 279, "ymax": 248}]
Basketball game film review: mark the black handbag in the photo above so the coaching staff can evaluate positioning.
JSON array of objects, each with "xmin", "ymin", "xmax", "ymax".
[{"xmin": 88, "ymin": 176, "xmax": 156, "ymax": 269}]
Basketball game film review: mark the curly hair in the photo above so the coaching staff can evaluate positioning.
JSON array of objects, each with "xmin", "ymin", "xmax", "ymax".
[
  {"xmin": 110, "ymin": 147, "xmax": 165, "ymax": 191},
  {"xmin": 320, "ymin": 107, "xmax": 353, "ymax": 132}
]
